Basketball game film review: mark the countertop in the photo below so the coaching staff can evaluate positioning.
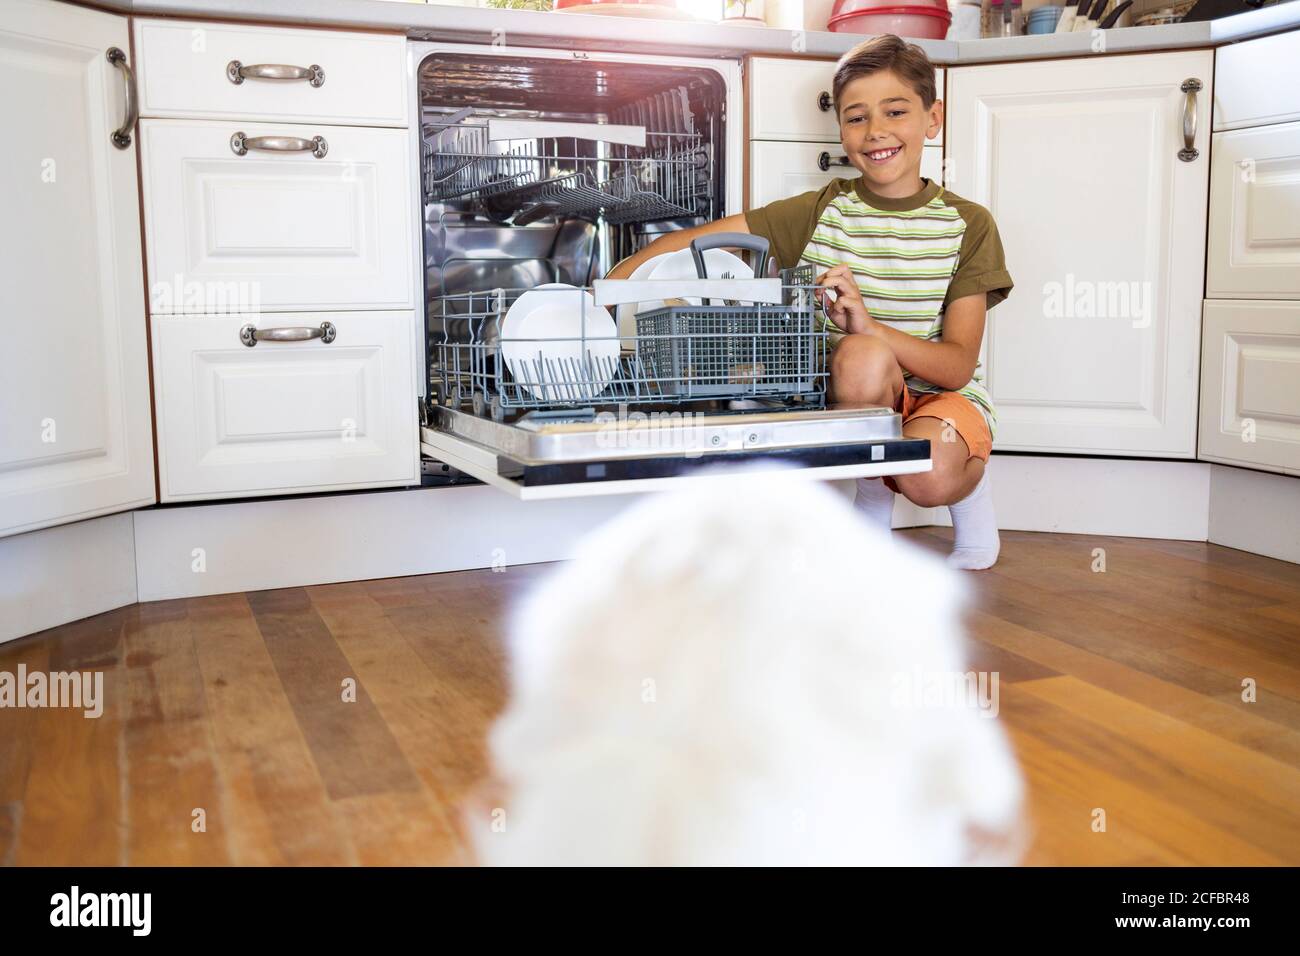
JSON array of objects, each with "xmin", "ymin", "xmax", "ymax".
[{"xmin": 98, "ymin": 0, "xmax": 1300, "ymax": 62}]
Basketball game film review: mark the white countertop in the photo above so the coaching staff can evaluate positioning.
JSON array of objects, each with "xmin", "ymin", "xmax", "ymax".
[{"xmin": 102, "ymin": 0, "xmax": 1300, "ymax": 61}]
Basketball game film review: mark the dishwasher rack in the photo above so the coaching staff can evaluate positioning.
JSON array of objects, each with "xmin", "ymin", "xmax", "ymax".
[
  {"xmin": 422, "ymin": 117, "xmax": 710, "ymax": 224},
  {"xmin": 428, "ymin": 265, "xmax": 827, "ymax": 420}
]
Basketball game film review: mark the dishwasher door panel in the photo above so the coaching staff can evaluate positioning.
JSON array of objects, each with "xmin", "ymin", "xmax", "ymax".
[{"xmin": 420, "ymin": 406, "xmax": 932, "ymax": 500}]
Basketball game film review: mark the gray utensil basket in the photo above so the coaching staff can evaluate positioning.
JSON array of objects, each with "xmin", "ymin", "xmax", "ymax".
[{"xmin": 635, "ymin": 233, "xmax": 820, "ymax": 398}]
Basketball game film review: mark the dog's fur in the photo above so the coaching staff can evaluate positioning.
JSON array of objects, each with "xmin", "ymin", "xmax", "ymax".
[{"xmin": 476, "ymin": 465, "xmax": 1025, "ymax": 865}]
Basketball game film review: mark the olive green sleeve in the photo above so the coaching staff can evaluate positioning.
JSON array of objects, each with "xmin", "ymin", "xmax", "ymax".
[
  {"xmin": 743, "ymin": 179, "xmax": 845, "ymax": 273},
  {"xmin": 943, "ymin": 201, "xmax": 1014, "ymax": 312}
]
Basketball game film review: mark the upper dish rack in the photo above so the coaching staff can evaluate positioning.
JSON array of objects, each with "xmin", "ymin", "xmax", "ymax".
[{"xmin": 422, "ymin": 113, "xmax": 709, "ymax": 225}]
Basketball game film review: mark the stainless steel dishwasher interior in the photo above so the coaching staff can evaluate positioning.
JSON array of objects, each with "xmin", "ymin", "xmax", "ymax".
[{"xmin": 419, "ymin": 52, "xmax": 727, "ymax": 350}]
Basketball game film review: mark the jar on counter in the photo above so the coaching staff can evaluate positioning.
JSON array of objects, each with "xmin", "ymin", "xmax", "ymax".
[
  {"xmin": 950, "ymin": 0, "xmax": 983, "ymax": 40},
  {"xmin": 723, "ymin": 0, "xmax": 766, "ymax": 24},
  {"xmin": 1006, "ymin": 0, "xmax": 1023, "ymax": 35},
  {"xmin": 982, "ymin": 0, "xmax": 1001, "ymax": 37}
]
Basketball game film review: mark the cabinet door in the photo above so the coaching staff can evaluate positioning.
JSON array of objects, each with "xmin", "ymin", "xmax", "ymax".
[
  {"xmin": 1199, "ymin": 300, "xmax": 1300, "ymax": 474},
  {"xmin": 139, "ymin": 119, "xmax": 415, "ymax": 313},
  {"xmin": 748, "ymin": 58, "xmax": 944, "ymax": 146},
  {"xmin": 1207, "ymin": 122, "xmax": 1300, "ymax": 299},
  {"xmin": 750, "ymin": 142, "xmax": 942, "ymax": 209},
  {"xmin": 0, "ymin": 0, "xmax": 155, "ymax": 538},
  {"xmin": 947, "ymin": 52, "xmax": 1211, "ymax": 457},
  {"xmin": 152, "ymin": 311, "xmax": 418, "ymax": 501}
]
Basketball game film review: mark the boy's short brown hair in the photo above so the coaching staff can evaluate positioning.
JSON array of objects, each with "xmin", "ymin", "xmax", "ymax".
[{"xmin": 833, "ymin": 34, "xmax": 938, "ymax": 115}]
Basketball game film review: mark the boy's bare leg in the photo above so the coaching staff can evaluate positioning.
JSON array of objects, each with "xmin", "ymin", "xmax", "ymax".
[
  {"xmin": 830, "ymin": 336, "xmax": 1000, "ymax": 567},
  {"xmin": 830, "ymin": 336, "xmax": 905, "ymax": 530},
  {"xmin": 894, "ymin": 416, "xmax": 999, "ymax": 569},
  {"xmin": 891, "ymin": 416, "xmax": 981, "ymax": 507}
]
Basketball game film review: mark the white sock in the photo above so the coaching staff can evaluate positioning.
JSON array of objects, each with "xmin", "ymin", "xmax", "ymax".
[
  {"xmin": 853, "ymin": 477, "xmax": 894, "ymax": 532},
  {"xmin": 946, "ymin": 468, "xmax": 1000, "ymax": 570}
]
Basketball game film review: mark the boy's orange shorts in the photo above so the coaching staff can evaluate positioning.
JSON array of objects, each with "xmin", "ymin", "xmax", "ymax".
[{"xmin": 880, "ymin": 385, "xmax": 993, "ymax": 494}]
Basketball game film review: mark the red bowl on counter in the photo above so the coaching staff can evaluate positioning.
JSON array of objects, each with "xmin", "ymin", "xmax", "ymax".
[{"xmin": 828, "ymin": 2, "xmax": 952, "ymax": 39}]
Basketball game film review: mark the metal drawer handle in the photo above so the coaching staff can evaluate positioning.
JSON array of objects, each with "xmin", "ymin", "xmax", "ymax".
[
  {"xmin": 227, "ymin": 60, "xmax": 325, "ymax": 87},
  {"xmin": 1179, "ymin": 78, "xmax": 1202, "ymax": 162},
  {"xmin": 818, "ymin": 151, "xmax": 851, "ymax": 172},
  {"xmin": 230, "ymin": 132, "xmax": 328, "ymax": 158},
  {"xmin": 106, "ymin": 47, "xmax": 137, "ymax": 150},
  {"xmin": 240, "ymin": 322, "xmax": 337, "ymax": 347},
  {"xmin": 817, "ymin": 90, "xmax": 833, "ymax": 113}
]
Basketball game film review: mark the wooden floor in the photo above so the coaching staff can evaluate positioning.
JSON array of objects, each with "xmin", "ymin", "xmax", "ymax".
[{"xmin": 2, "ymin": 528, "xmax": 1299, "ymax": 866}]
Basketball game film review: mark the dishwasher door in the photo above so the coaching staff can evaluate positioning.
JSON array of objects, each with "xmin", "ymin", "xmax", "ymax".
[{"xmin": 420, "ymin": 404, "xmax": 931, "ymax": 500}]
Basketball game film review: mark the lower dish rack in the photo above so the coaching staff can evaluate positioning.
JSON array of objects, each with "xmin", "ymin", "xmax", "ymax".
[{"xmin": 428, "ymin": 264, "xmax": 827, "ymax": 420}]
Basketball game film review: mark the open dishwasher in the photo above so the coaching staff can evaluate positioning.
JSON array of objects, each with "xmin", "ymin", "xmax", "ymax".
[{"xmin": 413, "ymin": 43, "xmax": 932, "ymax": 499}]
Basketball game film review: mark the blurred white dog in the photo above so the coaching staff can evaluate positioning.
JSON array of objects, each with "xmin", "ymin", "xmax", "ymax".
[{"xmin": 476, "ymin": 465, "xmax": 1025, "ymax": 866}]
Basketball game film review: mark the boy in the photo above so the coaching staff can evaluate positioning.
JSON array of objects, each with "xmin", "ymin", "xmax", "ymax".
[{"xmin": 607, "ymin": 35, "xmax": 1012, "ymax": 570}]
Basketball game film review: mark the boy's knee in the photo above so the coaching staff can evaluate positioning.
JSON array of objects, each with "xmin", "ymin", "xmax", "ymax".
[{"xmin": 829, "ymin": 335, "xmax": 899, "ymax": 405}]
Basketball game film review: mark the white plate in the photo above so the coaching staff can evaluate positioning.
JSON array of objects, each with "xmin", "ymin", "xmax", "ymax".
[
  {"xmin": 647, "ymin": 247, "xmax": 754, "ymax": 305},
  {"xmin": 616, "ymin": 247, "xmax": 755, "ymax": 344},
  {"xmin": 501, "ymin": 283, "xmax": 620, "ymax": 403},
  {"xmin": 615, "ymin": 254, "xmax": 667, "ymax": 342}
]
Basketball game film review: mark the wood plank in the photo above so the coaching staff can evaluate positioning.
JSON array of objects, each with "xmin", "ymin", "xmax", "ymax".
[
  {"xmin": 14, "ymin": 609, "xmax": 127, "ymax": 866},
  {"xmin": 120, "ymin": 601, "xmax": 230, "ymax": 865},
  {"xmin": 187, "ymin": 592, "xmax": 358, "ymax": 865},
  {"xmin": 968, "ymin": 610, "xmax": 1300, "ymax": 769},
  {"xmin": 1014, "ymin": 677, "xmax": 1300, "ymax": 860},
  {"xmin": 246, "ymin": 587, "xmax": 423, "ymax": 802}
]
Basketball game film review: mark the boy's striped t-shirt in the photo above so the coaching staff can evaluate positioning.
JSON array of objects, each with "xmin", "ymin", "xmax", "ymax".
[{"xmin": 744, "ymin": 176, "xmax": 1013, "ymax": 440}]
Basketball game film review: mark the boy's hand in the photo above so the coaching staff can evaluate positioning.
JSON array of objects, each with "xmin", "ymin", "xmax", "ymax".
[{"xmin": 815, "ymin": 266, "xmax": 875, "ymax": 336}]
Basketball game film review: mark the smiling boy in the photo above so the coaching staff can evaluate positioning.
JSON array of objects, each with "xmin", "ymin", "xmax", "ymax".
[{"xmin": 608, "ymin": 35, "xmax": 1012, "ymax": 569}]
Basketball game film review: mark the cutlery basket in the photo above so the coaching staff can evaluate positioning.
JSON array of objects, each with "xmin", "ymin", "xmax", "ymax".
[{"xmin": 634, "ymin": 264, "xmax": 822, "ymax": 399}]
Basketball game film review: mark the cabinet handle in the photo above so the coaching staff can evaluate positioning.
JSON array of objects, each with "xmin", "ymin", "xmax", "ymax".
[
  {"xmin": 817, "ymin": 90, "xmax": 833, "ymax": 113},
  {"xmin": 240, "ymin": 322, "xmax": 337, "ymax": 347},
  {"xmin": 227, "ymin": 60, "xmax": 325, "ymax": 87},
  {"xmin": 818, "ymin": 151, "xmax": 851, "ymax": 172},
  {"xmin": 106, "ymin": 47, "xmax": 137, "ymax": 150},
  {"xmin": 1178, "ymin": 77, "xmax": 1202, "ymax": 162},
  {"xmin": 230, "ymin": 132, "xmax": 329, "ymax": 158}
]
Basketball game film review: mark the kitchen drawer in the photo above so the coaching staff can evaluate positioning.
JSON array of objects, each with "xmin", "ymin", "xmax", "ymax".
[
  {"xmin": 152, "ymin": 311, "xmax": 418, "ymax": 501},
  {"xmin": 133, "ymin": 19, "xmax": 408, "ymax": 127},
  {"xmin": 1213, "ymin": 29, "xmax": 1300, "ymax": 131},
  {"xmin": 1199, "ymin": 300, "xmax": 1300, "ymax": 474},
  {"xmin": 750, "ymin": 141, "xmax": 942, "ymax": 210},
  {"xmin": 748, "ymin": 58, "xmax": 943, "ymax": 145},
  {"xmin": 140, "ymin": 119, "xmax": 416, "ymax": 313},
  {"xmin": 1207, "ymin": 122, "xmax": 1300, "ymax": 299}
]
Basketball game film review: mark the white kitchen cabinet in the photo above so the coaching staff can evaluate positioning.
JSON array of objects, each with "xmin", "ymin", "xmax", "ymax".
[
  {"xmin": 139, "ymin": 119, "xmax": 416, "ymax": 313},
  {"xmin": 0, "ymin": 0, "xmax": 155, "ymax": 538},
  {"xmin": 1213, "ymin": 28, "xmax": 1300, "ymax": 132},
  {"xmin": 1207, "ymin": 121, "xmax": 1300, "ymax": 299},
  {"xmin": 748, "ymin": 57, "xmax": 944, "ymax": 146},
  {"xmin": 133, "ymin": 19, "xmax": 409, "ymax": 128},
  {"xmin": 750, "ymin": 141, "xmax": 943, "ymax": 209},
  {"xmin": 1199, "ymin": 300, "xmax": 1300, "ymax": 474},
  {"xmin": 947, "ymin": 51, "xmax": 1212, "ymax": 457},
  {"xmin": 151, "ymin": 311, "xmax": 418, "ymax": 501}
]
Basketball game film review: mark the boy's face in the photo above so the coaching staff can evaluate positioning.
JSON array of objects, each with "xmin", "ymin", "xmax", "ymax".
[{"xmin": 837, "ymin": 70, "xmax": 943, "ymax": 197}]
